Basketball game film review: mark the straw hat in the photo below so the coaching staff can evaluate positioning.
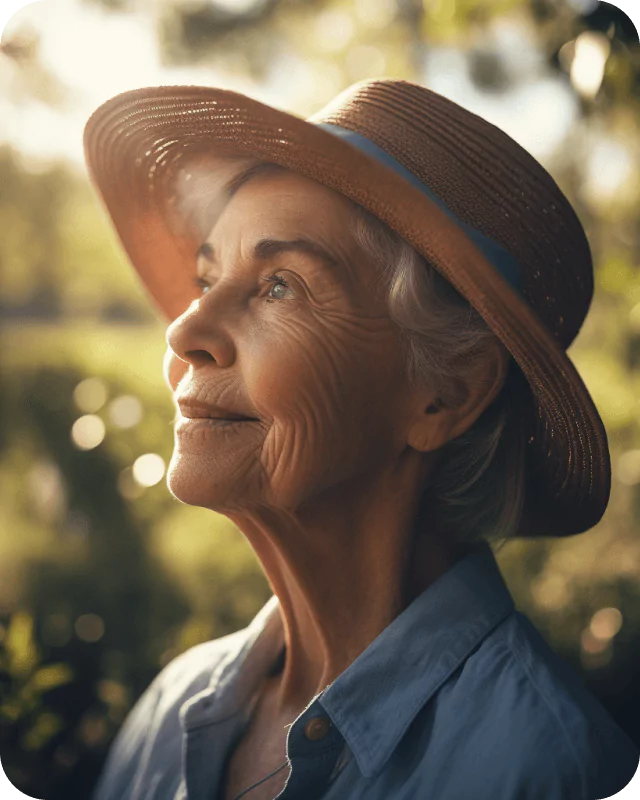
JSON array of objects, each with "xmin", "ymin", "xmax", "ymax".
[{"xmin": 83, "ymin": 78, "xmax": 610, "ymax": 539}]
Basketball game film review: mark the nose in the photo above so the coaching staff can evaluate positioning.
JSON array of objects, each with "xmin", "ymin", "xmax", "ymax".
[{"xmin": 165, "ymin": 284, "xmax": 237, "ymax": 375}]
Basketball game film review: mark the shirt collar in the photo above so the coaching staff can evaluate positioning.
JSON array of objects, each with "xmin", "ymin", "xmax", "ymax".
[{"xmin": 193, "ymin": 543, "xmax": 515, "ymax": 778}]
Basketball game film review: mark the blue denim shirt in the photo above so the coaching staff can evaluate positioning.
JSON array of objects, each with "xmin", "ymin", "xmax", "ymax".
[{"xmin": 92, "ymin": 544, "xmax": 638, "ymax": 800}]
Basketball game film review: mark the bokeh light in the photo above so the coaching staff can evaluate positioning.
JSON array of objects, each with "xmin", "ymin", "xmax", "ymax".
[
  {"xmin": 73, "ymin": 378, "xmax": 108, "ymax": 413},
  {"xmin": 97, "ymin": 679, "xmax": 128, "ymax": 708},
  {"xmin": 354, "ymin": 0, "xmax": 396, "ymax": 29},
  {"xmin": 570, "ymin": 31, "xmax": 611, "ymax": 99},
  {"xmin": 71, "ymin": 415, "xmax": 106, "ymax": 450},
  {"xmin": 117, "ymin": 466, "xmax": 145, "ymax": 500},
  {"xmin": 27, "ymin": 460, "xmax": 67, "ymax": 524},
  {"xmin": 590, "ymin": 607, "xmax": 623, "ymax": 641},
  {"xmin": 42, "ymin": 613, "xmax": 72, "ymax": 648},
  {"xmin": 107, "ymin": 395, "xmax": 143, "ymax": 429},
  {"xmin": 74, "ymin": 614, "xmax": 105, "ymax": 643},
  {"xmin": 582, "ymin": 136, "xmax": 637, "ymax": 208},
  {"xmin": 132, "ymin": 453, "xmax": 166, "ymax": 487},
  {"xmin": 78, "ymin": 712, "xmax": 109, "ymax": 747},
  {"xmin": 315, "ymin": 9, "xmax": 354, "ymax": 52},
  {"xmin": 580, "ymin": 627, "xmax": 613, "ymax": 670},
  {"xmin": 616, "ymin": 450, "xmax": 640, "ymax": 486}
]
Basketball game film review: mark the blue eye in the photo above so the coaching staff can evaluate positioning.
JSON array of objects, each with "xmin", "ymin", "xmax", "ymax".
[
  {"xmin": 261, "ymin": 274, "xmax": 293, "ymax": 302},
  {"xmin": 192, "ymin": 274, "xmax": 293, "ymax": 302}
]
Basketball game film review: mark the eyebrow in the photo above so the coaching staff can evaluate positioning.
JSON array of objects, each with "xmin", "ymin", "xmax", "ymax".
[{"xmin": 196, "ymin": 237, "xmax": 347, "ymax": 283}]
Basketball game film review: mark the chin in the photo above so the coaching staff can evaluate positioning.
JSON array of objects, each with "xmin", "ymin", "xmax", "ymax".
[{"xmin": 165, "ymin": 460, "xmax": 240, "ymax": 513}]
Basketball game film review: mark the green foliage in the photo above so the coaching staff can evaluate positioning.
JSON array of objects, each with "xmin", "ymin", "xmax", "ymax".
[
  {"xmin": 0, "ymin": 614, "xmax": 77, "ymax": 795},
  {"xmin": 0, "ymin": 613, "xmax": 74, "ymax": 747},
  {"xmin": 0, "ymin": 147, "xmax": 155, "ymax": 323}
]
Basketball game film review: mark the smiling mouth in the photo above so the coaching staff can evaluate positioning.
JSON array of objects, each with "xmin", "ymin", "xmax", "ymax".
[{"xmin": 207, "ymin": 418, "xmax": 256, "ymax": 422}]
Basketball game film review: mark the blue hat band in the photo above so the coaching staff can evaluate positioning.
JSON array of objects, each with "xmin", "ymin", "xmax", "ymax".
[{"xmin": 314, "ymin": 122, "xmax": 525, "ymax": 299}]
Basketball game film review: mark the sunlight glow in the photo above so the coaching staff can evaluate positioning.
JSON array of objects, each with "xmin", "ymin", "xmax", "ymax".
[
  {"xmin": 346, "ymin": 45, "xmax": 386, "ymax": 81},
  {"xmin": 0, "ymin": 0, "xmax": 247, "ymax": 166},
  {"xmin": 212, "ymin": 0, "xmax": 269, "ymax": 12},
  {"xmin": 570, "ymin": 31, "xmax": 610, "ymax": 100},
  {"xmin": 423, "ymin": 41, "xmax": 578, "ymax": 161},
  {"xmin": 315, "ymin": 9, "xmax": 354, "ymax": 53}
]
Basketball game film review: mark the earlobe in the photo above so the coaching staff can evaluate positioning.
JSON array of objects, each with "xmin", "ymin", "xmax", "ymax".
[{"xmin": 407, "ymin": 402, "xmax": 451, "ymax": 453}]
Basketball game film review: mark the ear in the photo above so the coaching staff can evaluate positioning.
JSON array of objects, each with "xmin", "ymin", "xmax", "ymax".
[{"xmin": 406, "ymin": 340, "xmax": 511, "ymax": 454}]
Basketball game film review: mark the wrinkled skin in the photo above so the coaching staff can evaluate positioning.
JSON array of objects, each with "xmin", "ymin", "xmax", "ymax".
[{"xmin": 163, "ymin": 169, "xmax": 509, "ymax": 737}]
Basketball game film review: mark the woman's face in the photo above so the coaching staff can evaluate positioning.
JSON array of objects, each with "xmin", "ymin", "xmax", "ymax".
[{"xmin": 164, "ymin": 168, "xmax": 415, "ymax": 515}]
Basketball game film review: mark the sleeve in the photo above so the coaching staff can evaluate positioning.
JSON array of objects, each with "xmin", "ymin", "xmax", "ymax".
[{"xmin": 91, "ymin": 674, "xmax": 164, "ymax": 800}]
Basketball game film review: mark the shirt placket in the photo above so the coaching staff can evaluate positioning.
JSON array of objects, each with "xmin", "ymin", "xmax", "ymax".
[{"xmin": 277, "ymin": 701, "xmax": 346, "ymax": 800}]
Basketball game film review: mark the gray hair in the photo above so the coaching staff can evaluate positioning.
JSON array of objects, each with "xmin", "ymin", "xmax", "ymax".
[{"xmin": 348, "ymin": 204, "xmax": 527, "ymax": 546}]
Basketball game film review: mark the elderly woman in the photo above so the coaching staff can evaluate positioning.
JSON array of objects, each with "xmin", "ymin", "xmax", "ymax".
[{"xmin": 84, "ymin": 79, "xmax": 638, "ymax": 800}]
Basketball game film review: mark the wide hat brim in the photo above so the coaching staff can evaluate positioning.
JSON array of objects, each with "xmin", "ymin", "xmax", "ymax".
[{"xmin": 83, "ymin": 81, "xmax": 611, "ymax": 538}]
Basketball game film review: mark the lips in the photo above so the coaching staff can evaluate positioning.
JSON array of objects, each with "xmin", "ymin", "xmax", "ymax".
[{"xmin": 176, "ymin": 398, "xmax": 258, "ymax": 421}]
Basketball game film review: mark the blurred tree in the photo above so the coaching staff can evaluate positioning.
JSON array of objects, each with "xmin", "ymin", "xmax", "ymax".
[
  {"xmin": 0, "ymin": 147, "xmax": 156, "ymax": 323},
  {"xmin": 0, "ymin": 27, "xmax": 71, "ymax": 109},
  {"xmin": 0, "ymin": 365, "xmax": 192, "ymax": 797}
]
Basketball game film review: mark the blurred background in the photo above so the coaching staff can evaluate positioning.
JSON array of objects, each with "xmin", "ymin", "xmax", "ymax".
[{"xmin": 1, "ymin": 0, "xmax": 639, "ymax": 797}]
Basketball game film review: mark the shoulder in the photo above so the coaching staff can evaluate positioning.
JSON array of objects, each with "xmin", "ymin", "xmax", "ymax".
[
  {"xmin": 92, "ymin": 630, "xmax": 248, "ymax": 800},
  {"xmin": 153, "ymin": 630, "xmax": 247, "ymax": 708},
  {"xmin": 430, "ymin": 610, "xmax": 638, "ymax": 799}
]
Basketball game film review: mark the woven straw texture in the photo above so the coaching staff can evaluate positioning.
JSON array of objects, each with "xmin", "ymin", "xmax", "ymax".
[{"xmin": 83, "ymin": 78, "xmax": 611, "ymax": 538}]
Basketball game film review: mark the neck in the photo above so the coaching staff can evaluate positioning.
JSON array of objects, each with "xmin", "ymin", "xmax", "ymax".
[{"xmin": 227, "ymin": 453, "xmax": 466, "ymax": 721}]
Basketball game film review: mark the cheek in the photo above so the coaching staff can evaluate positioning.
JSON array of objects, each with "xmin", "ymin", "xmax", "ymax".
[
  {"xmin": 245, "ymin": 315, "xmax": 389, "ymax": 430},
  {"xmin": 244, "ymin": 322, "xmax": 325, "ymax": 417}
]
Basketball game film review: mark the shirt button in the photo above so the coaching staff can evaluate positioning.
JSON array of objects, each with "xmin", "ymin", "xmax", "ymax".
[{"xmin": 304, "ymin": 716, "xmax": 331, "ymax": 741}]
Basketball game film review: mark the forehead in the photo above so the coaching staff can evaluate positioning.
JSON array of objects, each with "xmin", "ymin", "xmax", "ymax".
[
  {"xmin": 214, "ymin": 167, "xmax": 359, "ymax": 240},
  {"xmin": 171, "ymin": 156, "xmax": 386, "ymax": 303},
  {"xmin": 206, "ymin": 168, "xmax": 373, "ymax": 295}
]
